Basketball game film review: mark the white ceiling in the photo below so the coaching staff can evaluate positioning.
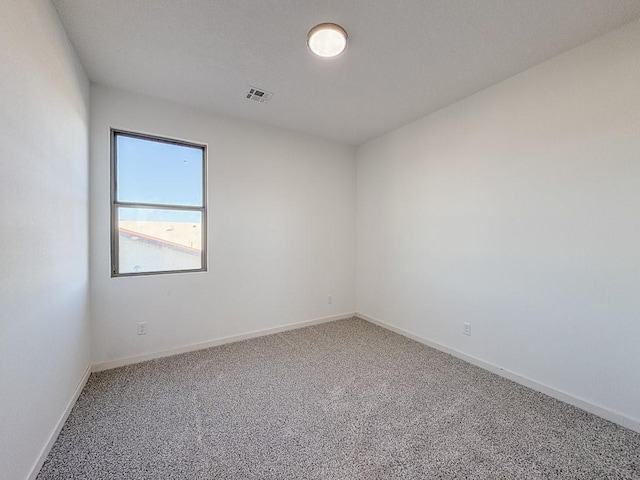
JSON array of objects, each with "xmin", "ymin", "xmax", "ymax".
[{"xmin": 52, "ymin": 0, "xmax": 640, "ymax": 145}]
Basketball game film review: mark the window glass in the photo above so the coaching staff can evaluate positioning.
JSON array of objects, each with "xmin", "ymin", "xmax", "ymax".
[
  {"xmin": 116, "ymin": 135, "xmax": 203, "ymax": 206},
  {"xmin": 117, "ymin": 207, "xmax": 203, "ymax": 274}
]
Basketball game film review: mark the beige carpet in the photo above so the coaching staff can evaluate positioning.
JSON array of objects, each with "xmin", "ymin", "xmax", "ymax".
[{"xmin": 38, "ymin": 318, "xmax": 640, "ymax": 479}]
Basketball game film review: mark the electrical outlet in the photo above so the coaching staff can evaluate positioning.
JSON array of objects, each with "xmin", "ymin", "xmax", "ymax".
[
  {"xmin": 463, "ymin": 322, "xmax": 471, "ymax": 336},
  {"xmin": 137, "ymin": 322, "xmax": 148, "ymax": 335},
  {"xmin": 327, "ymin": 295, "xmax": 333, "ymax": 304}
]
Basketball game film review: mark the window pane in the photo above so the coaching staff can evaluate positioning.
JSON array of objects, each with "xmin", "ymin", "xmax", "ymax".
[
  {"xmin": 116, "ymin": 134, "xmax": 203, "ymax": 206},
  {"xmin": 118, "ymin": 207, "xmax": 203, "ymax": 274}
]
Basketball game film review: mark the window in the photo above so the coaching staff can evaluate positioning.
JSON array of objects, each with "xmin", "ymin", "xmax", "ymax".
[{"xmin": 111, "ymin": 130, "xmax": 207, "ymax": 276}]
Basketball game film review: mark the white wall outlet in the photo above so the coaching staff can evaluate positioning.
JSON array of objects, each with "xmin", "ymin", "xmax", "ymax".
[
  {"xmin": 463, "ymin": 322, "xmax": 471, "ymax": 336},
  {"xmin": 327, "ymin": 294, "xmax": 333, "ymax": 304},
  {"xmin": 137, "ymin": 322, "xmax": 148, "ymax": 335}
]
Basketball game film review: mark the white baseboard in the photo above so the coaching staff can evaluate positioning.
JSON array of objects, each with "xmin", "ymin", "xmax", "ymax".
[
  {"xmin": 28, "ymin": 363, "xmax": 91, "ymax": 480},
  {"xmin": 357, "ymin": 312, "xmax": 640, "ymax": 434},
  {"xmin": 92, "ymin": 312, "xmax": 356, "ymax": 372}
]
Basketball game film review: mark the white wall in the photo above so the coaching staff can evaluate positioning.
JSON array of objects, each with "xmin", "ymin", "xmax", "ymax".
[
  {"xmin": 90, "ymin": 85, "xmax": 356, "ymax": 365},
  {"xmin": 0, "ymin": 1, "xmax": 90, "ymax": 479},
  {"xmin": 357, "ymin": 19, "xmax": 640, "ymax": 428}
]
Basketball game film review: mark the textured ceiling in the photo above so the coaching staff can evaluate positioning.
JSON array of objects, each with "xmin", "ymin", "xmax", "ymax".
[{"xmin": 52, "ymin": 0, "xmax": 640, "ymax": 145}]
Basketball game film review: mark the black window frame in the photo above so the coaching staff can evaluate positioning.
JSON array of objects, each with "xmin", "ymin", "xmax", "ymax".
[{"xmin": 110, "ymin": 129, "xmax": 208, "ymax": 277}]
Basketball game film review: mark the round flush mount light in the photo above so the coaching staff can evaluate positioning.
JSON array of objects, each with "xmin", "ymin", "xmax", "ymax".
[{"xmin": 307, "ymin": 23, "xmax": 348, "ymax": 58}]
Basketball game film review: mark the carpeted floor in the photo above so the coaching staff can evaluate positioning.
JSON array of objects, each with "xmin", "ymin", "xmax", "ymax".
[{"xmin": 38, "ymin": 318, "xmax": 640, "ymax": 479}]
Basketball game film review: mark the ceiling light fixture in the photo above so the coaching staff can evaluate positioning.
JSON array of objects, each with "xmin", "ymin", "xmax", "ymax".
[{"xmin": 307, "ymin": 23, "xmax": 348, "ymax": 58}]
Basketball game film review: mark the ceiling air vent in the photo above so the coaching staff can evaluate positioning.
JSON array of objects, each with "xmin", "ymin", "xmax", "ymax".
[{"xmin": 246, "ymin": 86, "xmax": 273, "ymax": 103}]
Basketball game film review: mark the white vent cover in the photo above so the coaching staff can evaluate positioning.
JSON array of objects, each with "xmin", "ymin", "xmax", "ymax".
[{"xmin": 246, "ymin": 86, "xmax": 273, "ymax": 103}]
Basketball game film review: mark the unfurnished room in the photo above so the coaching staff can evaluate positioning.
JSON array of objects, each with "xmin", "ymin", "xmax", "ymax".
[{"xmin": 1, "ymin": 1, "xmax": 640, "ymax": 479}]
